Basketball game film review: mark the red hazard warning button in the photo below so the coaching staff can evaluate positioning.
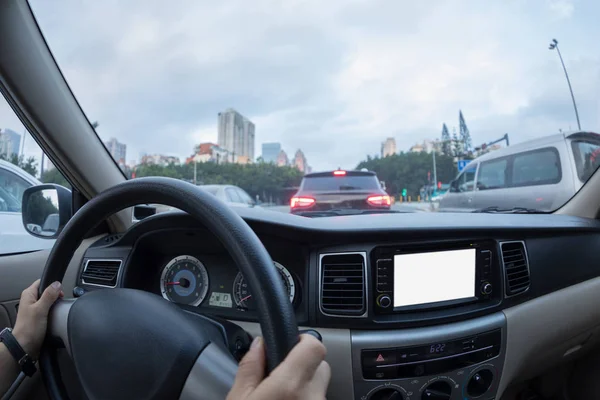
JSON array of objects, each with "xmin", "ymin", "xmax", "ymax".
[{"xmin": 362, "ymin": 349, "xmax": 397, "ymax": 367}]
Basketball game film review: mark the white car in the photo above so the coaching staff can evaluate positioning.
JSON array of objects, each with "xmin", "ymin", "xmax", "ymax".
[
  {"xmin": 0, "ymin": 159, "xmax": 55, "ymax": 253},
  {"xmin": 200, "ymin": 184, "xmax": 261, "ymax": 208}
]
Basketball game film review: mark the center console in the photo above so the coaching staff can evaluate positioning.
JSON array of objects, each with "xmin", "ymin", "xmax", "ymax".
[{"xmin": 351, "ymin": 313, "xmax": 506, "ymax": 400}]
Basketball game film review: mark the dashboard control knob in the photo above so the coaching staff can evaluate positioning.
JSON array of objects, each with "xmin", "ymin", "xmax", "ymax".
[
  {"xmin": 369, "ymin": 388, "xmax": 404, "ymax": 400},
  {"xmin": 467, "ymin": 369, "xmax": 494, "ymax": 397},
  {"xmin": 481, "ymin": 282, "xmax": 493, "ymax": 295},
  {"xmin": 377, "ymin": 294, "xmax": 392, "ymax": 308},
  {"xmin": 421, "ymin": 380, "xmax": 452, "ymax": 400}
]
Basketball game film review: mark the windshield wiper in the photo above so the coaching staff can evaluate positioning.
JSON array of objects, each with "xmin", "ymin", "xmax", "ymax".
[
  {"xmin": 295, "ymin": 209, "xmax": 409, "ymax": 218},
  {"xmin": 472, "ymin": 206, "xmax": 544, "ymax": 214}
]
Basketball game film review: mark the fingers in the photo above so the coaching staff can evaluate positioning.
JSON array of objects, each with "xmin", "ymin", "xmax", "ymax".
[
  {"xmin": 35, "ymin": 281, "xmax": 62, "ymax": 315},
  {"xmin": 227, "ymin": 337, "xmax": 266, "ymax": 400},
  {"xmin": 19, "ymin": 279, "xmax": 41, "ymax": 306},
  {"xmin": 273, "ymin": 334, "xmax": 327, "ymax": 384},
  {"xmin": 311, "ymin": 361, "xmax": 331, "ymax": 396}
]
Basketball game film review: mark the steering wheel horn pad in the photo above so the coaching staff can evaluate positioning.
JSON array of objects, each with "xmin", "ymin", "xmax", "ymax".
[{"xmin": 39, "ymin": 177, "xmax": 299, "ymax": 400}]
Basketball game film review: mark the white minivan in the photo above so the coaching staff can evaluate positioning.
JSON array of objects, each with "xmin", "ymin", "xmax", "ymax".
[{"xmin": 439, "ymin": 131, "xmax": 600, "ymax": 212}]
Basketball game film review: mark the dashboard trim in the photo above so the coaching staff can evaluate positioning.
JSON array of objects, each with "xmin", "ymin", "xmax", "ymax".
[
  {"xmin": 318, "ymin": 251, "xmax": 368, "ymax": 319},
  {"xmin": 81, "ymin": 258, "xmax": 123, "ymax": 288}
]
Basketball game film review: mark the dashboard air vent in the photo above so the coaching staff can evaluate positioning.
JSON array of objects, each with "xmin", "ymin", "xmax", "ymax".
[
  {"xmin": 81, "ymin": 259, "xmax": 122, "ymax": 288},
  {"xmin": 500, "ymin": 241, "xmax": 530, "ymax": 296},
  {"xmin": 320, "ymin": 253, "xmax": 366, "ymax": 316}
]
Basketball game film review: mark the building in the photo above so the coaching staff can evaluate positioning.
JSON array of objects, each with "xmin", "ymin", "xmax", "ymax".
[
  {"xmin": 140, "ymin": 154, "xmax": 180, "ymax": 166},
  {"xmin": 186, "ymin": 143, "xmax": 231, "ymax": 164},
  {"xmin": 276, "ymin": 149, "xmax": 289, "ymax": 167},
  {"xmin": 0, "ymin": 128, "xmax": 21, "ymax": 159},
  {"xmin": 409, "ymin": 139, "xmax": 439, "ymax": 154},
  {"xmin": 104, "ymin": 138, "xmax": 127, "ymax": 164},
  {"xmin": 217, "ymin": 108, "xmax": 255, "ymax": 163},
  {"xmin": 381, "ymin": 137, "xmax": 396, "ymax": 157},
  {"xmin": 261, "ymin": 142, "xmax": 281, "ymax": 163},
  {"xmin": 293, "ymin": 149, "xmax": 308, "ymax": 173}
]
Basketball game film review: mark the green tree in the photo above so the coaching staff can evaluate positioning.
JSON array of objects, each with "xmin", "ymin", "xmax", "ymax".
[
  {"xmin": 41, "ymin": 168, "xmax": 71, "ymax": 189},
  {"xmin": 356, "ymin": 151, "xmax": 457, "ymax": 198},
  {"xmin": 0, "ymin": 153, "xmax": 38, "ymax": 177}
]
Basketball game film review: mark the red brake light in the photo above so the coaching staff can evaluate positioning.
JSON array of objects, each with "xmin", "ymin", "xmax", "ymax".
[
  {"xmin": 333, "ymin": 170, "xmax": 347, "ymax": 176},
  {"xmin": 367, "ymin": 195, "xmax": 391, "ymax": 207},
  {"xmin": 290, "ymin": 197, "xmax": 315, "ymax": 209}
]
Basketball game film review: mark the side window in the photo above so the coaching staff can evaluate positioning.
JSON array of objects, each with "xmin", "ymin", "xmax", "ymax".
[
  {"xmin": 225, "ymin": 187, "xmax": 242, "ymax": 203},
  {"xmin": 458, "ymin": 164, "xmax": 477, "ymax": 192},
  {"xmin": 477, "ymin": 159, "xmax": 508, "ymax": 190},
  {"xmin": 512, "ymin": 147, "xmax": 561, "ymax": 187},
  {"xmin": 0, "ymin": 167, "xmax": 30, "ymax": 211},
  {"xmin": 236, "ymin": 188, "xmax": 253, "ymax": 205},
  {"xmin": 0, "ymin": 97, "xmax": 68, "ymax": 255},
  {"xmin": 571, "ymin": 141, "xmax": 600, "ymax": 183}
]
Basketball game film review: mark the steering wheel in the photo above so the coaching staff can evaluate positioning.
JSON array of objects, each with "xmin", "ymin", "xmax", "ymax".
[{"xmin": 37, "ymin": 177, "xmax": 299, "ymax": 400}]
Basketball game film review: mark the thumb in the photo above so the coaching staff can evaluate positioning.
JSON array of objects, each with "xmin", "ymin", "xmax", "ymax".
[
  {"xmin": 36, "ymin": 281, "xmax": 62, "ymax": 315},
  {"xmin": 227, "ymin": 337, "xmax": 266, "ymax": 399}
]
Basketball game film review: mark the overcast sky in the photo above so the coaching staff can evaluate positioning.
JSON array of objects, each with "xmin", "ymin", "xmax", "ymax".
[{"xmin": 2, "ymin": 0, "xmax": 599, "ymax": 172}]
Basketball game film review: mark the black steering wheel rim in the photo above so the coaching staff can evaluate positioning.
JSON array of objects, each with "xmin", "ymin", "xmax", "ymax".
[{"xmin": 39, "ymin": 177, "xmax": 299, "ymax": 399}]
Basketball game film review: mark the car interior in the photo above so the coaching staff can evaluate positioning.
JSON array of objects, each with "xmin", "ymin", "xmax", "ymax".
[{"xmin": 3, "ymin": 2, "xmax": 600, "ymax": 400}]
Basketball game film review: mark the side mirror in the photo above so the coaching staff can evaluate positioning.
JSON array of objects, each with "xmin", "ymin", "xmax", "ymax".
[{"xmin": 22, "ymin": 184, "xmax": 72, "ymax": 239}]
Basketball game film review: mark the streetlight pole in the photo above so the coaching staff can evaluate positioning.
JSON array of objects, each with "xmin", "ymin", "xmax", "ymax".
[{"xmin": 549, "ymin": 39, "xmax": 581, "ymax": 130}]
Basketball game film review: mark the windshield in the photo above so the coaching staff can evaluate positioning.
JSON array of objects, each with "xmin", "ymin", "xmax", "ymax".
[
  {"xmin": 302, "ymin": 176, "xmax": 380, "ymax": 192},
  {"xmin": 29, "ymin": 1, "xmax": 600, "ymax": 215}
]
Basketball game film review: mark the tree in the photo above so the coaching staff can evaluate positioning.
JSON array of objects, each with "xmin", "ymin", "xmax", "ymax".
[
  {"xmin": 41, "ymin": 168, "xmax": 71, "ymax": 189},
  {"xmin": 459, "ymin": 110, "xmax": 472, "ymax": 152},
  {"xmin": 452, "ymin": 128, "xmax": 462, "ymax": 157},
  {"xmin": 441, "ymin": 124, "xmax": 452, "ymax": 156},
  {"xmin": 0, "ymin": 153, "xmax": 38, "ymax": 177},
  {"xmin": 356, "ymin": 151, "xmax": 456, "ymax": 198}
]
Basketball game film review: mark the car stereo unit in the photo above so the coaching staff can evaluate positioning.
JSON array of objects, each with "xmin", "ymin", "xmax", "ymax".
[{"xmin": 372, "ymin": 241, "xmax": 500, "ymax": 314}]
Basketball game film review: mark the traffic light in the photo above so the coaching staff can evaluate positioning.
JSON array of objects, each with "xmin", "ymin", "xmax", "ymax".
[
  {"xmin": 402, "ymin": 188, "xmax": 407, "ymax": 197},
  {"xmin": 437, "ymin": 181, "xmax": 442, "ymax": 189}
]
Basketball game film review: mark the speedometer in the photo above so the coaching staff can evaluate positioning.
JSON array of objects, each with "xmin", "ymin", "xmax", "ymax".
[
  {"xmin": 233, "ymin": 261, "xmax": 295, "ymax": 310},
  {"xmin": 160, "ymin": 255, "xmax": 209, "ymax": 306}
]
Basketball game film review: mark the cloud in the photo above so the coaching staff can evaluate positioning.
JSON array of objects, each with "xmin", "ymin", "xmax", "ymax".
[{"xmin": 9, "ymin": 0, "xmax": 596, "ymax": 171}]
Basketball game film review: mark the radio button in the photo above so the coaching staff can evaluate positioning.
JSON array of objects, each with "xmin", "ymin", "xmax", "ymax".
[
  {"xmin": 377, "ymin": 295, "xmax": 392, "ymax": 308},
  {"xmin": 363, "ymin": 365, "xmax": 397, "ymax": 380},
  {"xmin": 363, "ymin": 349, "xmax": 397, "ymax": 367},
  {"xmin": 481, "ymin": 282, "xmax": 493, "ymax": 295}
]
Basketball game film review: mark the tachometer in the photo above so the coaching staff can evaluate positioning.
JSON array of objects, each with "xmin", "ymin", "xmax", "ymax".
[
  {"xmin": 233, "ymin": 261, "xmax": 295, "ymax": 310},
  {"xmin": 160, "ymin": 255, "xmax": 209, "ymax": 306}
]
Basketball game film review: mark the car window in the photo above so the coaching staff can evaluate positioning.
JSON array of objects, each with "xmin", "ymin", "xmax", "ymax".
[
  {"xmin": 477, "ymin": 159, "xmax": 507, "ymax": 190},
  {"xmin": 301, "ymin": 175, "xmax": 380, "ymax": 191},
  {"xmin": 0, "ymin": 95, "xmax": 68, "ymax": 255},
  {"xmin": 201, "ymin": 186, "xmax": 219, "ymax": 196},
  {"xmin": 0, "ymin": 167, "xmax": 30, "ymax": 211},
  {"xmin": 571, "ymin": 141, "xmax": 600, "ymax": 183},
  {"xmin": 236, "ymin": 188, "xmax": 254, "ymax": 204},
  {"xmin": 458, "ymin": 165, "xmax": 477, "ymax": 192},
  {"xmin": 225, "ymin": 187, "xmax": 243, "ymax": 203},
  {"xmin": 511, "ymin": 148, "xmax": 561, "ymax": 187}
]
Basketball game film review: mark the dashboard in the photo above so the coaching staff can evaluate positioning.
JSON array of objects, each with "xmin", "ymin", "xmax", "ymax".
[{"xmin": 73, "ymin": 209, "xmax": 600, "ymax": 400}]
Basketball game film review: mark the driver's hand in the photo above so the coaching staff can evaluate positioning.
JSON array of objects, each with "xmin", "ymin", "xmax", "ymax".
[
  {"xmin": 227, "ymin": 334, "xmax": 330, "ymax": 400},
  {"xmin": 13, "ymin": 280, "xmax": 64, "ymax": 359}
]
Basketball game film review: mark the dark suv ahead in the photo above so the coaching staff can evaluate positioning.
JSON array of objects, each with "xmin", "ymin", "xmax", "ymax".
[{"xmin": 290, "ymin": 170, "xmax": 390, "ymax": 214}]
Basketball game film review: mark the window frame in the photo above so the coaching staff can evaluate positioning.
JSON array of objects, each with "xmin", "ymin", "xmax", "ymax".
[{"xmin": 509, "ymin": 146, "xmax": 562, "ymax": 188}]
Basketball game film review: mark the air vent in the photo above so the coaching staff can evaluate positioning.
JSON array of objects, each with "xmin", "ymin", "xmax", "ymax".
[
  {"xmin": 319, "ymin": 253, "xmax": 366, "ymax": 316},
  {"xmin": 81, "ymin": 259, "xmax": 122, "ymax": 288},
  {"xmin": 500, "ymin": 241, "xmax": 530, "ymax": 296}
]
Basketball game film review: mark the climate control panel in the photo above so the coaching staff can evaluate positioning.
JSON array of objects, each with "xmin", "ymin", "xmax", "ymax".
[{"xmin": 352, "ymin": 313, "xmax": 506, "ymax": 400}]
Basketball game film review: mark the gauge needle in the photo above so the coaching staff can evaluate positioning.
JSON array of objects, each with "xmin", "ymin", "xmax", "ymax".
[
  {"xmin": 166, "ymin": 281, "xmax": 181, "ymax": 286},
  {"xmin": 239, "ymin": 295, "xmax": 252, "ymax": 302}
]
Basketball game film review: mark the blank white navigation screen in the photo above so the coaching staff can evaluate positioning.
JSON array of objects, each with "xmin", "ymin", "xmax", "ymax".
[{"xmin": 393, "ymin": 249, "xmax": 476, "ymax": 307}]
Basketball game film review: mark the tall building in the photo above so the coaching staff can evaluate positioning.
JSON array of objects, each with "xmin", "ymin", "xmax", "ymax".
[
  {"xmin": 218, "ymin": 108, "xmax": 255, "ymax": 163},
  {"xmin": 104, "ymin": 138, "xmax": 127, "ymax": 163},
  {"xmin": 381, "ymin": 137, "xmax": 396, "ymax": 157},
  {"xmin": 293, "ymin": 149, "xmax": 307, "ymax": 173},
  {"xmin": 0, "ymin": 128, "xmax": 21, "ymax": 158},
  {"xmin": 276, "ymin": 149, "xmax": 289, "ymax": 167},
  {"xmin": 261, "ymin": 142, "xmax": 281, "ymax": 163}
]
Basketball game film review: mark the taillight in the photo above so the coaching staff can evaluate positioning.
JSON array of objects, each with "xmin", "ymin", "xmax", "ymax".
[
  {"xmin": 290, "ymin": 197, "xmax": 315, "ymax": 209},
  {"xmin": 333, "ymin": 170, "xmax": 347, "ymax": 176},
  {"xmin": 367, "ymin": 195, "xmax": 391, "ymax": 207}
]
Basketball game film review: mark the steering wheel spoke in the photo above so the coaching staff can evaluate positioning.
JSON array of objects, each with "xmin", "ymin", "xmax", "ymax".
[{"xmin": 47, "ymin": 298, "xmax": 76, "ymax": 355}]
